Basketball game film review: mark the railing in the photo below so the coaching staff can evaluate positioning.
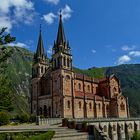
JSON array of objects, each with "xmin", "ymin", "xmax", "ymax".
[
  {"xmin": 36, "ymin": 117, "xmax": 62, "ymax": 125},
  {"xmin": 68, "ymin": 117, "xmax": 140, "ymax": 123}
]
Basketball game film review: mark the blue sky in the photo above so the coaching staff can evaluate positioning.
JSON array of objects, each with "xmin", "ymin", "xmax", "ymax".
[{"xmin": 1, "ymin": 0, "xmax": 140, "ymax": 69}]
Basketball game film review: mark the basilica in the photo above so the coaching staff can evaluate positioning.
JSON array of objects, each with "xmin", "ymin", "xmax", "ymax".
[{"xmin": 31, "ymin": 14, "xmax": 129, "ymax": 118}]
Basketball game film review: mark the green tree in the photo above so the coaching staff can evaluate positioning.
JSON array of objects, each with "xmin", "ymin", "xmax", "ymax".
[
  {"xmin": 0, "ymin": 27, "xmax": 16, "ymax": 113},
  {"xmin": 0, "ymin": 27, "xmax": 15, "ymax": 45},
  {"xmin": 0, "ymin": 111, "xmax": 10, "ymax": 126}
]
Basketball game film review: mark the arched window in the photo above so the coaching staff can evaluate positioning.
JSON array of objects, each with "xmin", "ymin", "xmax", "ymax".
[
  {"xmin": 41, "ymin": 66, "xmax": 43, "ymax": 73},
  {"xmin": 45, "ymin": 67, "xmax": 47, "ymax": 72},
  {"xmin": 106, "ymin": 104, "xmax": 109, "ymax": 111},
  {"xmin": 87, "ymin": 85, "xmax": 90, "ymax": 92},
  {"xmin": 79, "ymin": 101, "xmax": 82, "ymax": 109},
  {"xmin": 98, "ymin": 103, "xmax": 101, "ymax": 110},
  {"xmin": 103, "ymin": 125, "xmax": 107, "ymax": 132},
  {"xmin": 65, "ymin": 75, "xmax": 70, "ymax": 81},
  {"xmin": 58, "ymin": 58, "xmax": 60, "ymax": 66},
  {"xmin": 89, "ymin": 102, "xmax": 92, "ymax": 110},
  {"xmin": 64, "ymin": 57, "xmax": 66, "ymax": 66},
  {"xmin": 67, "ymin": 100, "xmax": 70, "ymax": 109},
  {"xmin": 113, "ymin": 125, "xmax": 116, "ymax": 131},
  {"xmin": 67, "ymin": 58, "xmax": 70, "ymax": 67},
  {"xmin": 78, "ymin": 83, "xmax": 81, "ymax": 90},
  {"xmin": 120, "ymin": 102, "xmax": 125, "ymax": 111}
]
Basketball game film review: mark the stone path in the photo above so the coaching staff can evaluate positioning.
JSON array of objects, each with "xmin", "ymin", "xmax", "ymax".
[{"xmin": 0, "ymin": 124, "xmax": 94, "ymax": 140}]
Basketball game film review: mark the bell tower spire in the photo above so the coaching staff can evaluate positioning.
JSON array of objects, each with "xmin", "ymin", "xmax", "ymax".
[
  {"xmin": 56, "ymin": 12, "xmax": 66, "ymax": 45},
  {"xmin": 52, "ymin": 14, "xmax": 72, "ymax": 70},
  {"xmin": 34, "ymin": 24, "xmax": 47, "ymax": 63},
  {"xmin": 32, "ymin": 25, "xmax": 49, "ymax": 78}
]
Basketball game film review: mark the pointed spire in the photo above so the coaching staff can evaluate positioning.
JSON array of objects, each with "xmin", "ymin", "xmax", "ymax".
[
  {"xmin": 36, "ymin": 24, "xmax": 45, "ymax": 60},
  {"xmin": 56, "ymin": 12, "xmax": 66, "ymax": 45}
]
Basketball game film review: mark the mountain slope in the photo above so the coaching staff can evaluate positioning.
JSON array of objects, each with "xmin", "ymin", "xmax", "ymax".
[{"xmin": 0, "ymin": 46, "xmax": 33, "ymax": 115}]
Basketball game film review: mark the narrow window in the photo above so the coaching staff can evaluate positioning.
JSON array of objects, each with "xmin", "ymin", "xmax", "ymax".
[
  {"xmin": 41, "ymin": 66, "xmax": 43, "ymax": 73},
  {"xmin": 67, "ymin": 101, "xmax": 70, "ymax": 109},
  {"xmin": 89, "ymin": 102, "xmax": 92, "ymax": 109},
  {"xmin": 87, "ymin": 85, "xmax": 90, "ymax": 92},
  {"xmin": 78, "ymin": 83, "xmax": 81, "ymax": 90},
  {"xmin": 67, "ymin": 58, "xmax": 70, "ymax": 67},
  {"xmin": 64, "ymin": 57, "xmax": 66, "ymax": 66},
  {"xmin": 98, "ymin": 103, "xmax": 101, "ymax": 110},
  {"xmin": 79, "ymin": 101, "xmax": 82, "ymax": 109}
]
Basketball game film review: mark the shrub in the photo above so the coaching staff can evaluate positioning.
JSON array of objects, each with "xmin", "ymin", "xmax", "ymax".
[
  {"xmin": 62, "ymin": 118, "xmax": 68, "ymax": 127},
  {"xmin": 132, "ymin": 131, "xmax": 140, "ymax": 140},
  {"xmin": 0, "ymin": 111, "xmax": 10, "ymax": 126},
  {"xmin": 19, "ymin": 113, "xmax": 29, "ymax": 123},
  {"xmin": 29, "ymin": 114, "xmax": 36, "ymax": 123},
  {"xmin": 26, "ymin": 131, "xmax": 55, "ymax": 140},
  {"xmin": 0, "ymin": 131, "xmax": 55, "ymax": 140}
]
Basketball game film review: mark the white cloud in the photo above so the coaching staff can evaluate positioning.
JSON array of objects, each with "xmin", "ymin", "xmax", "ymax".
[
  {"xmin": 61, "ymin": 5, "xmax": 73, "ymax": 20},
  {"xmin": 121, "ymin": 45, "xmax": 136, "ymax": 51},
  {"xmin": 43, "ymin": 0, "xmax": 59, "ymax": 5},
  {"xmin": 47, "ymin": 45, "xmax": 52, "ymax": 54},
  {"xmin": 0, "ymin": 16, "xmax": 12, "ymax": 32},
  {"xmin": 92, "ymin": 49, "xmax": 96, "ymax": 53},
  {"xmin": 0, "ymin": 0, "xmax": 35, "ymax": 31},
  {"xmin": 42, "ymin": 4, "xmax": 73, "ymax": 25},
  {"xmin": 116, "ymin": 55, "xmax": 131, "ymax": 65},
  {"xmin": 129, "ymin": 51, "xmax": 140, "ymax": 57},
  {"xmin": 43, "ymin": 13, "xmax": 57, "ymax": 25},
  {"xmin": 7, "ymin": 42, "xmax": 28, "ymax": 48}
]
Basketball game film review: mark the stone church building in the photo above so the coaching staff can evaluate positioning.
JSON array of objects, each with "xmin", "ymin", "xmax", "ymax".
[{"xmin": 31, "ymin": 14, "xmax": 129, "ymax": 118}]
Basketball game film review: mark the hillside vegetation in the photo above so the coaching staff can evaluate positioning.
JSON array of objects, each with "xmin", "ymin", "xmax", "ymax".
[
  {"xmin": 0, "ymin": 46, "xmax": 140, "ymax": 117},
  {"xmin": 0, "ymin": 46, "xmax": 33, "ymax": 115}
]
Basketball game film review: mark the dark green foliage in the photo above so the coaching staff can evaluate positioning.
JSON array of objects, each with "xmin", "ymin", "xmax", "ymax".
[
  {"xmin": 0, "ymin": 131, "xmax": 55, "ymax": 140},
  {"xmin": 0, "ymin": 27, "xmax": 15, "ymax": 45},
  {"xmin": 0, "ymin": 46, "xmax": 33, "ymax": 115},
  {"xmin": 132, "ymin": 131, "xmax": 140, "ymax": 140},
  {"xmin": 19, "ymin": 113, "xmax": 30, "ymax": 123},
  {"xmin": 29, "ymin": 114, "xmax": 36, "ymax": 123},
  {"xmin": 0, "ymin": 111, "xmax": 10, "ymax": 126},
  {"xmin": 73, "ymin": 67, "xmax": 105, "ymax": 78}
]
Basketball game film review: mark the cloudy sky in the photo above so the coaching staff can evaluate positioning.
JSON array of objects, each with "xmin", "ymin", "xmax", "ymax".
[{"xmin": 1, "ymin": 0, "xmax": 140, "ymax": 69}]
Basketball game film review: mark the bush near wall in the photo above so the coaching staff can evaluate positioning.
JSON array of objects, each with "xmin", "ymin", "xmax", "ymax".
[
  {"xmin": 0, "ymin": 131, "xmax": 55, "ymax": 140},
  {"xmin": 0, "ymin": 111, "xmax": 10, "ymax": 126},
  {"xmin": 132, "ymin": 131, "xmax": 140, "ymax": 140}
]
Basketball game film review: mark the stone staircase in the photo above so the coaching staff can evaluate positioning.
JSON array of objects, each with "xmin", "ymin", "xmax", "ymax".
[{"xmin": 50, "ymin": 125, "xmax": 94, "ymax": 140}]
